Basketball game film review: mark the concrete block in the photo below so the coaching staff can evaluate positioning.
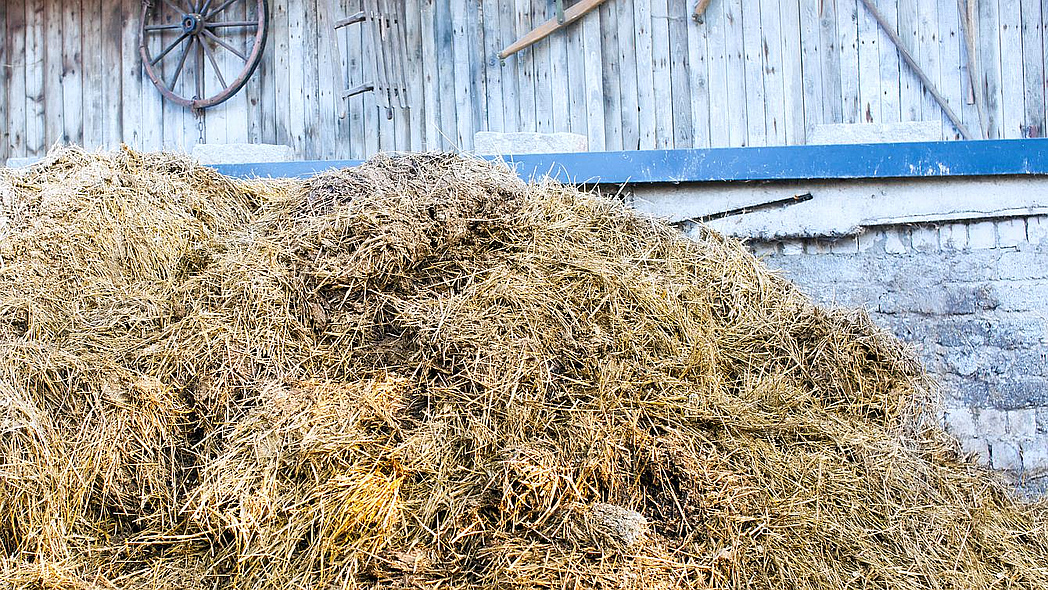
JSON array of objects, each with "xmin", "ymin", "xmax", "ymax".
[
  {"xmin": 997, "ymin": 218, "xmax": 1027, "ymax": 248},
  {"xmin": 804, "ymin": 239, "xmax": 834, "ymax": 255},
  {"xmin": 4, "ymin": 157, "xmax": 42, "ymax": 168},
  {"xmin": 857, "ymin": 229, "xmax": 883, "ymax": 253},
  {"xmin": 997, "ymin": 249, "xmax": 1048, "ymax": 280},
  {"xmin": 473, "ymin": 132, "xmax": 588, "ymax": 155},
  {"xmin": 830, "ymin": 236, "xmax": 859, "ymax": 254},
  {"xmin": 781, "ymin": 240, "xmax": 805, "ymax": 256},
  {"xmin": 940, "ymin": 223, "xmax": 969, "ymax": 250},
  {"xmin": 1009, "ymin": 409, "xmax": 1039, "ymax": 437},
  {"xmin": 946, "ymin": 251, "xmax": 1000, "ymax": 282},
  {"xmin": 1028, "ymin": 216, "xmax": 1048, "ymax": 245},
  {"xmin": 191, "ymin": 143, "xmax": 294, "ymax": 165},
  {"xmin": 944, "ymin": 350, "xmax": 982, "ymax": 377},
  {"xmin": 976, "ymin": 408, "xmax": 1009, "ymax": 438},
  {"xmin": 910, "ymin": 226, "xmax": 940, "ymax": 252},
  {"xmin": 967, "ymin": 221, "xmax": 997, "ymax": 249},
  {"xmin": 944, "ymin": 407, "xmax": 977, "ymax": 439},
  {"xmin": 1038, "ymin": 408, "xmax": 1048, "ymax": 434},
  {"xmin": 991, "ymin": 438, "xmax": 1024, "ymax": 471},
  {"xmin": 1022, "ymin": 437, "xmax": 1048, "ymax": 475},
  {"xmin": 960, "ymin": 437, "xmax": 991, "ymax": 465},
  {"xmin": 749, "ymin": 241, "xmax": 779, "ymax": 257},
  {"xmin": 884, "ymin": 228, "xmax": 910, "ymax": 254},
  {"xmin": 992, "ymin": 280, "xmax": 1048, "ymax": 312}
]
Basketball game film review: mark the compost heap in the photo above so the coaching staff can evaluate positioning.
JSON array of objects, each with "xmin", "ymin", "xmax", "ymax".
[{"xmin": 0, "ymin": 147, "xmax": 1046, "ymax": 590}]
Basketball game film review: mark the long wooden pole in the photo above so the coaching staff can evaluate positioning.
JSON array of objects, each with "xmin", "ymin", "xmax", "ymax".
[
  {"xmin": 957, "ymin": 0, "xmax": 988, "ymax": 138},
  {"xmin": 498, "ymin": 0, "xmax": 609, "ymax": 59},
  {"xmin": 858, "ymin": 0, "xmax": 974, "ymax": 140}
]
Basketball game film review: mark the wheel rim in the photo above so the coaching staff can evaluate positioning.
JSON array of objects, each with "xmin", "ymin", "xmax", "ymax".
[{"xmin": 139, "ymin": 0, "xmax": 269, "ymax": 110}]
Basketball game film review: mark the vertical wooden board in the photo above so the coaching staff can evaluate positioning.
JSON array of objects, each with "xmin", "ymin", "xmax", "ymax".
[
  {"xmin": 481, "ymin": 0, "xmax": 505, "ymax": 133},
  {"xmin": 302, "ymin": 0, "xmax": 323, "ymax": 155},
  {"xmin": 343, "ymin": 0, "xmax": 366, "ymax": 158},
  {"xmin": 259, "ymin": 0, "xmax": 279, "ymax": 145},
  {"xmin": 0, "ymin": 1, "xmax": 7, "ymax": 161},
  {"xmin": 634, "ymin": 0, "xmax": 656, "ymax": 148},
  {"xmin": 404, "ymin": 0, "xmax": 425, "ymax": 150},
  {"xmin": 779, "ymin": 0, "xmax": 804, "ymax": 144},
  {"xmin": 759, "ymin": 0, "xmax": 786, "ymax": 143},
  {"xmin": 450, "ymin": 0, "xmax": 473, "ymax": 148},
  {"xmin": 550, "ymin": 0, "xmax": 571, "ymax": 131},
  {"xmin": 799, "ymin": 0, "xmax": 825, "ymax": 140},
  {"xmin": 741, "ymin": 0, "xmax": 766, "ymax": 145},
  {"xmin": 120, "ymin": 0, "xmax": 141, "ymax": 149},
  {"xmin": 7, "ymin": 0, "xmax": 27, "ymax": 158},
  {"xmin": 287, "ymin": 0, "xmax": 308, "ymax": 154},
  {"xmin": 496, "ymin": 0, "xmax": 519, "ymax": 133},
  {"xmin": 137, "ymin": 1, "xmax": 163, "ymax": 151},
  {"xmin": 421, "ymin": 0, "xmax": 441, "ymax": 149},
  {"xmin": 467, "ymin": 0, "xmax": 486, "ymax": 145},
  {"xmin": 272, "ymin": 0, "xmax": 292, "ymax": 149},
  {"xmin": 724, "ymin": 0, "xmax": 749, "ymax": 146},
  {"xmin": 978, "ymin": 0, "xmax": 1002, "ymax": 137},
  {"xmin": 706, "ymin": 0, "xmax": 730, "ymax": 146},
  {"xmin": 44, "ymin": 0, "xmax": 64, "ymax": 148},
  {"xmin": 898, "ymin": 0, "xmax": 921, "ymax": 120},
  {"xmin": 362, "ymin": 2, "xmax": 381, "ymax": 154},
  {"xmin": 876, "ymin": 0, "xmax": 902, "ymax": 123},
  {"xmin": 201, "ymin": 3, "xmax": 228, "ymax": 146},
  {"xmin": 243, "ymin": 0, "xmax": 266, "ymax": 146},
  {"xmin": 616, "ymin": 0, "xmax": 640, "ymax": 149},
  {"xmin": 565, "ymin": 6, "xmax": 587, "ymax": 136},
  {"xmin": 938, "ymin": 0, "xmax": 964, "ymax": 139},
  {"xmin": 856, "ymin": 0, "xmax": 880, "ymax": 124},
  {"xmin": 532, "ymin": 0, "xmax": 553, "ymax": 133},
  {"xmin": 158, "ymin": 1, "xmax": 183, "ymax": 150},
  {"xmin": 582, "ymin": 9, "xmax": 606, "ymax": 150},
  {"xmin": 434, "ymin": 0, "xmax": 457, "ymax": 147},
  {"xmin": 101, "ymin": 1, "xmax": 122, "ymax": 149},
  {"xmin": 955, "ymin": 0, "xmax": 981, "ymax": 135},
  {"xmin": 917, "ymin": 0, "xmax": 943, "ymax": 131},
  {"xmin": 600, "ymin": 1, "xmax": 623, "ymax": 150},
  {"xmin": 686, "ymin": 1, "xmax": 711, "ymax": 148},
  {"xmin": 836, "ymin": 0, "xmax": 859, "ymax": 124},
  {"xmin": 998, "ymin": 0, "xmax": 1024, "ymax": 137},
  {"xmin": 512, "ymin": 0, "xmax": 536, "ymax": 133},
  {"xmin": 819, "ymin": 0, "xmax": 843, "ymax": 125},
  {"xmin": 667, "ymin": 0, "xmax": 691, "ymax": 148},
  {"xmin": 25, "ymin": 0, "xmax": 46, "ymax": 156},
  {"xmin": 650, "ymin": 0, "xmax": 673, "ymax": 148},
  {"xmin": 1020, "ymin": 0, "xmax": 1045, "ymax": 136},
  {"xmin": 315, "ymin": 0, "xmax": 339, "ymax": 157}
]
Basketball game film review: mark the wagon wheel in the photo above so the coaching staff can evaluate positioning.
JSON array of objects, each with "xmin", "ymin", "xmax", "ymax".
[{"xmin": 140, "ymin": 0, "xmax": 269, "ymax": 109}]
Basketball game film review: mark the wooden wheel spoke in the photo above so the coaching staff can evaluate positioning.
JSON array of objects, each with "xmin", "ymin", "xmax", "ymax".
[
  {"xmin": 195, "ymin": 38, "xmax": 204, "ymax": 99},
  {"xmin": 205, "ymin": 20, "xmax": 259, "ymax": 28},
  {"xmin": 199, "ymin": 0, "xmax": 215, "ymax": 15},
  {"xmin": 205, "ymin": 0, "xmax": 238, "ymax": 17},
  {"xmin": 201, "ymin": 39, "xmax": 228, "ymax": 88},
  {"xmin": 150, "ymin": 31, "xmax": 190, "ymax": 65},
  {"xmin": 203, "ymin": 29, "xmax": 247, "ymax": 61},
  {"xmin": 167, "ymin": 36, "xmax": 196, "ymax": 88},
  {"xmin": 145, "ymin": 23, "xmax": 181, "ymax": 32}
]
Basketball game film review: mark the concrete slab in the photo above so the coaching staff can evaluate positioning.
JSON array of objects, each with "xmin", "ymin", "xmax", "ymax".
[
  {"xmin": 191, "ymin": 143, "xmax": 294, "ymax": 165},
  {"xmin": 473, "ymin": 132, "xmax": 588, "ymax": 155},
  {"xmin": 806, "ymin": 122, "xmax": 943, "ymax": 145}
]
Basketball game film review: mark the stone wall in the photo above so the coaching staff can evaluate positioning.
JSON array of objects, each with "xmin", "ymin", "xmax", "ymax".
[{"xmin": 746, "ymin": 215, "xmax": 1048, "ymax": 492}]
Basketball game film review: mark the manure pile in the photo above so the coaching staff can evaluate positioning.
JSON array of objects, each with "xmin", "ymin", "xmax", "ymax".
[{"xmin": 0, "ymin": 147, "xmax": 1046, "ymax": 590}]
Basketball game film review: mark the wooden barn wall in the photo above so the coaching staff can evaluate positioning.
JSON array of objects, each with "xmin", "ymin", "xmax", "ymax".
[{"xmin": 1, "ymin": 0, "xmax": 1045, "ymax": 162}]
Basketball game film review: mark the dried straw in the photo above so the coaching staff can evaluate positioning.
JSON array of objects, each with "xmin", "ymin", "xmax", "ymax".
[{"xmin": 0, "ymin": 146, "xmax": 1045, "ymax": 589}]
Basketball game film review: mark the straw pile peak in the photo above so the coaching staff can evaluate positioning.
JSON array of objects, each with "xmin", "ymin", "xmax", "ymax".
[{"xmin": 0, "ymin": 146, "xmax": 1046, "ymax": 589}]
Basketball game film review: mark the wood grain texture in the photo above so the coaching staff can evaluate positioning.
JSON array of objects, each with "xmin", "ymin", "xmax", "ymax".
[
  {"xmin": 0, "ymin": 1, "xmax": 8, "ymax": 161},
  {"xmin": 1019, "ymin": 0, "xmax": 1045, "ymax": 136}
]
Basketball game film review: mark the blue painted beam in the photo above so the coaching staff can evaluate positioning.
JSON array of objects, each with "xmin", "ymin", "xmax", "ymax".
[{"xmin": 209, "ymin": 139, "xmax": 1048, "ymax": 183}]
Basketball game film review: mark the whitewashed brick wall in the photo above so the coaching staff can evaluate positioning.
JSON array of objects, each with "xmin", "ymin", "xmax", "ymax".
[{"xmin": 751, "ymin": 215, "xmax": 1048, "ymax": 493}]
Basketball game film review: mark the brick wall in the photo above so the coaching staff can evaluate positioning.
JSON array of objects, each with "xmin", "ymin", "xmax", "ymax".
[{"xmin": 749, "ymin": 216, "xmax": 1048, "ymax": 493}]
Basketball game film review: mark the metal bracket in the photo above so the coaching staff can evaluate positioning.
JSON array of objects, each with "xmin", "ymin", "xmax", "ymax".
[{"xmin": 555, "ymin": 0, "xmax": 565, "ymax": 23}]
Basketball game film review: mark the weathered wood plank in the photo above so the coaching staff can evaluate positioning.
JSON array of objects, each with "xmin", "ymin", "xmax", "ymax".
[
  {"xmin": 582, "ymin": 6, "xmax": 606, "ymax": 150},
  {"xmin": 998, "ymin": 0, "xmax": 1024, "ymax": 137},
  {"xmin": 273, "ymin": 0, "xmax": 292, "ymax": 149},
  {"xmin": 856, "ymin": 0, "xmax": 880, "ymax": 123},
  {"xmin": 917, "ymin": 0, "xmax": 943, "ymax": 130},
  {"xmin": 44, "ymin": 0, "xmax": 65, "ymax": 147},
  {"xmin": 512, "ymin": 0, "xmax": 536, "ymax": 133},
  {"xmin": 616, "ymin": 0, "xmax": 640, "ymax": 149},
  {"xmin": 481, "ymin": 0, "xmax": 505, "ymax": 133},
  {"xmin": 836, "ymin": 0, "xmax": 860, "ymax": 124},
  {"xmin": 0, "ymin": 1, "xmax": 8, "ymax": 161},
  {"xmin": 1020, "ymin": 0, "xmax": 1045, "ymax": 136},
  {"xmin": 779, "ymin": 0, "xmax": 804, "ymax": 144},
  {"xmin": 668, "ymin": 0, "xmax": 692, "ymax": 148},
  {"xmin": 875, "ymin": 0, "xmax": 901, "ymax": 123},
  {"xmin": 421, "ymin": 0, "xmax": 440, "ymax": 149},
  {"xmin": 8, "ymin": 0, "xmax": 28, "ymax": 157},
  {"xmin": 259, "ymin": 0, "xmax": 279, "ymax": 145},
  {"xmin": 819, "ymin": 0, "xmax": 843, "ymax": 125},
  {"xmin": 650, "ymin": 0, "xmax": 673, "ymax": 148},
  {"xmin": 897, "ymin": 0, "xmax": 921, "ymax": 121},
  {"xmin": 287, "ymin": 0, "xmax": 308, "ymax": 152},
  {"xmin": 466, "ymin": 0, "xmax": 486, "ymax": 144},
  {"xmin": 724, "ymin": 0, "xmax": 748, "ymax": 145},
  {"xmin": 600, "ymin": 0, "xmax": 623, "ymax": 149},
  {"xmin": 245, "ymin": 0, "xmax": 266, "ymax": 145},
  {"xmin": 978, "ymin": 0, "xmax": 1002, "ymax": 137},
  {"xmin": 566, "ymin": 2, "xmax": 587, "ymax": 137},
  {"xmin": 742, "ymin": 0, "xmax": 767, "ymax": 144},
  {"xmin": 550, "ymin": 0, "xmax": 571, "ymax": 132},
  {"xmin": 532, "ymin": 0, "xmax": 553, "ymax": 133},
  {"xmin": 344, "ymin": 0, "xmax": 367, "ymax": 157},
  {"xmin": 433, "ymin": 0, "xmax": 457, "ymax": 146},
  {"xmin": 450, "ymin": 0, "xmax": 473, "ymax": 147},
  {"xmin": 497, "ymin": 0, "xmax": 520, "ymax": 134},
  {"xmin": 404, "ymin": 0, "xmax": 425, "ymax": 150},
  {"xmin": 101, "ymin": 0, "xmax": 122, "ymax": 148},
  {"xmin": 938, "ymin": 0, "xmax": 964, "ymax": 139},
  {"xmin": 760, "ymin": 0, "xmax": 787, "ymax": 143},
  {"xmin": 634, "ymin": 0, "xmax": 657, "ymax": 148},
  {"xmin": 25, "ymin": 0, "xmax": 46, "ymax": 155},
  {"xmin": 686, "ymin": 0, "xmax": 711, "ymax": 148},
  {"xmin": 799, "ymin": 0, "xmax": 825, "ymax": 140},
  {"xmin": 120, "ymin": 0, "xmax": 142, "ymax": 148},
  {"xmin": 706, "ymin": 0, "xmax": 730, "ymax": 146}
]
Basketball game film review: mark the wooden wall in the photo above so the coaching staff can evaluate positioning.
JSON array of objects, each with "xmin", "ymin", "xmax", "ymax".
[{"xmin": 1, "ymin": 0, "xmax": 1045, "ymax": 162}]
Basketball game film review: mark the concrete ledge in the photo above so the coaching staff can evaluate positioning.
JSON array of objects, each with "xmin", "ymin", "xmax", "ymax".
[{"xmin": 191, "ymin": 143, "xmax": 293, "ymax": 165}]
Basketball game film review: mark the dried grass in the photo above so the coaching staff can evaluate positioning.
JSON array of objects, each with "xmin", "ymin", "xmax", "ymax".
[{"xmin": 0, "ymin": 146, "xmax": 1045, "ymax": 589}]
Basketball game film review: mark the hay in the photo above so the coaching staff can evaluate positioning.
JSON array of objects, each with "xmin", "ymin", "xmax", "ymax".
[{"xmin": 0, "ymin": 146, "xmax": 1046, "ymax": 589}]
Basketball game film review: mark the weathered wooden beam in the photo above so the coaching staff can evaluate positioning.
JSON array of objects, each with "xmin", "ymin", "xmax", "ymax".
[
  {"xmin": 957, "ymin": 0, "xmax": 988, "ymax": 139},
  {"xmin": 498, "ymin": 0, "xmax": 609, "ymax": 59},
  {"xmin": 858, "ymin": 0, "xmax": 973, "ymax": 140}
]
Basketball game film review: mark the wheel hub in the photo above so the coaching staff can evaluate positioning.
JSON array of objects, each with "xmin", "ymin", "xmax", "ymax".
[{"xmin": 181, "ymin": 13, "xmax": 205, "ymax": 35}]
